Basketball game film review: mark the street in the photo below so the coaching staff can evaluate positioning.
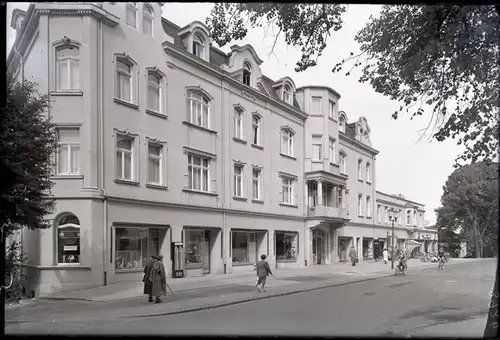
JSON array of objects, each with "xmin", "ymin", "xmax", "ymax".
[{"xmin": 6, "ymin": 259, "xmax": 496, "ymax": 336}]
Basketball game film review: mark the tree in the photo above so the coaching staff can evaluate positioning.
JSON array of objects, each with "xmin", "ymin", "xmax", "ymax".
[
  {"xmin": 206, "ymin": 4, "xmax": 500, "ymax": 166},
  {"xmin": 435, "ymin": 162, "xmax": 499, "ymax": 258}
]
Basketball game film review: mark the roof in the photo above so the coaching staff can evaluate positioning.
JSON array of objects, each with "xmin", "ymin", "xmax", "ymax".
[{"xmin": 10, "ymin": 8, "xmax": 27, "ymax": 29}]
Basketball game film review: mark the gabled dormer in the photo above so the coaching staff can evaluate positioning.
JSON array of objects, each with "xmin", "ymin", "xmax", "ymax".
[
  {"xmin": 272, "ymin": 77, "xmax": 296, "ymax": 106},
  {"xmin": 223, "ymin": 44, "xmax": 263, "ymax": 88},
  {"xmin": 355, "ymin": 117, "xmax": 371, "ymax": 146},
  {"xmin": 10, "ymin": 8, "xmax": 27, "ymax": 39},
  {"xmin": 339, "ymin": 111, "xmax": 348, "ymax": 133},
  {"xmin": 178, "ymin": 21, "xmax": 211, "ymax": 62}
]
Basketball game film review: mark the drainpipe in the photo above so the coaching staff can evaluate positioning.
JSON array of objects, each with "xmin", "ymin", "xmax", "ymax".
[{"xmin": 219, "ymin": 74, "xmax": 227, "ymax": 274}]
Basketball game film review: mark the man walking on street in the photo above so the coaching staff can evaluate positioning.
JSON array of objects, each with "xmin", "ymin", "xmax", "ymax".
[
  {"xmin": 143, "ymin": 255, "xmax": 156, "ymax": 302},
  {"xmin": 383, "ymin": 248, "xmax": 388, "ymax": 264},
  {"xmin": 255, "ymin": 254, "xmax": 273, "ymax": 292},
  {"xmin": 349, "ymin": 246, "xmax": 357, "ymax": 267},
  {"xmin": 149, "ymin": 254, "xmax": 167, "ymax": 303}
]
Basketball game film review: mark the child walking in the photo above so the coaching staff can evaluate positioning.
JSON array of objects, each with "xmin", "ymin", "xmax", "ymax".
[{"xmin": 255, "ymin": 254, "xmax": 273, "ymax": 292}]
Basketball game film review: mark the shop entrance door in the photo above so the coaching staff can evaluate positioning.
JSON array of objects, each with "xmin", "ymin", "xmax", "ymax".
[
  {"xmin": 312, "ymin": 229, "xmax": 326, "ymax": 265},
  {"xmin": 338, "ymin": 238, "xmax": 348, "ymax": 261},
  {"xmin": 202, "ymin": 230, "xmax": 210, "ymax": 274}
]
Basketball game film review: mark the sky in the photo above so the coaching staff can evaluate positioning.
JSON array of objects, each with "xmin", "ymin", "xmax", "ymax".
[{"xmin": 6, "ymin": 3, "xmax": 466, "ymax": 225}]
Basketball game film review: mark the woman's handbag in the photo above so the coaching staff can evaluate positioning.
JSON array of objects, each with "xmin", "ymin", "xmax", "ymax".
[{"xmin": 355, "ymin": 257, "xmax": 359, "ymax": 263}]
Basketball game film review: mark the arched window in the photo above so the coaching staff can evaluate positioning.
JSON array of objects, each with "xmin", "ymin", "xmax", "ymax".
[
  {"xmin": 234, "ymin": 107, "xmax": 244, "ymax": 139},
  {"xmin": 126, "ymin": 2, "xmax": 138, "ymax": 28},
  {"xmin": 57, "ymin": 214, "xmax": 80, "ymax": 264},
  {"xmin": 252, "ymin": 114, "xmax": 261, "ymax": 146},
  {"xmin": 116, "ymin": 58, "xmax": 133, "ymax": 102},
  {"xmin": 193, "ymin": 34, "xmax": 204, "ymax": 59},
  {"xmin": 187, "ymin": 90, "xmax": 210, "ymax": 128},
  {"xmin": 406, "ymin": 210, "xmax": 412, "ymax": 225},
  {"xmin": 147, "ymin": 71, "xmax": 161, "ymax": 112},
  {"xmin": 357, "ymin": 159, "xmax": 363, "ymax": 180},
  {"xmin": 339, "ymin": 152, "xmax": 347, "ymax": 174},
  {"xmin": 366, "ymin": 162, "xmax": 371, "ymax": 183},
  {"xmin": 242, "ymin": 62, "xmax": 252, "ymax": 86},
  {"xmin": 339, "ymin": 116, "xmax": 346, "ymax": 133},
  {"xmin": 142, "ymin": 4, "xmax": 154, "ymax": 36},
  {"xmin": 56, "ymin": 45, "xmax": 80, "ymax": 91},
  {"xmin": 283, "ymin": 85, "xmax": 292, "ymax": 104}
]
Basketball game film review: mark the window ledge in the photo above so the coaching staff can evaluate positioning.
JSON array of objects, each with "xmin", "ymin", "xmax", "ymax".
[
  {"xmin": 330, "ymin": 162, "xmax": 339, "ymax": 167},
  {"xmin": 50, "ymin": 91, "xmax": 83, "ymax": 96},
  {"xmin": 116, "ymin": 268, "xmax": 143, "ymax": 273},
  {"xmin": 251, "ymin": 144, "xmax": 264, "ymax": 150},
  {"xmin": 366, "ymin": 181, "xmax": 372, "ymax": 185},
  {"xmin": 252, "ymin": 199, "xmax": 264, "ymax": 204},
  {"xmin": 280, "ymin": 153, "xmax": 296, "ymax": 160},
  {"xmin": 309, "ymin": 114, "xmax": 323, "ymax": 117},
  {"xmin": 358, "ymin": 215, "xmax": 364, "ymax": 218},
  {"xmin": 22, "ymin": 264, "xmax": 90, "ymax": 270},
  {"xmin": 358, "ymin": 179, "xmax": 364, "ymax": 183},
  {"xmin": 185, "ymin": 264, "xmax": 204, "ymax": 270},
  {"xmin": 146, "ymin": 109, "xmax": 168, "ymax": 119},
  {"xmin": 233, "ymin": 137, "xmax": 247, "ymax": 145},
  {"xmin": 233, "ymin": 196, "xmax": 248, "ymax": 201},
  {"xmin": 328, "ymin": 116, "xmax": 338, "ymax": 123},
  {"xmin": 182, "ymin": 188, "xmax": 219, "ymax": 196},
  {"xmin": 279, "ymin": 203, "xmax": 298, "ymax": 208},
  {"xmin": 182, "ymin": 121, "xmax": 218, "ymax": 134},
  {"xmin": 114, "ymin": 178, "xmax": 140, "ymax": 186},
  {"xmin": 232, "ymin": 262, "xmax": 254, "ymax": 267},
  {"xmin": 51, "ymin": 175, "xmax": 83, "ymax": 180},
  {"xmin": 146, "ymin": 183, "xmax": 168, "ymax": 191},
  {"xmin": 277, "ymin": 259, "xmax": 297, "ymax": 263},
  {"xmin": 312, "ymin": 160, "xmax": 322, "ymax": 163},
  {"xmin": 366, "ymin": 216, "xmax": 372, "ymax": 219},
  {"xmin": 114, "ymin": 97, "xmax": 139, "ymax": 109}
]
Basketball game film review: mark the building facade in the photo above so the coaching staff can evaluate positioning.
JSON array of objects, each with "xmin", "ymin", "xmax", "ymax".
[{"xmin": 7, "ymin": 2, "xmax": 437, "ymax": 296}]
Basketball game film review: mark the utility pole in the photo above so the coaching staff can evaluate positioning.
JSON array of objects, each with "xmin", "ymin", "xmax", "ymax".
[{"xmin": 388, "ymin": 208, "xmax": 400, "ymax": 270}]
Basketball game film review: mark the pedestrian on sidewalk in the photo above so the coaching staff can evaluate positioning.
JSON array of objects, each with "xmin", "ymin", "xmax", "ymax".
[
  {"xmin": 349, "ymin": 246, "xmax": 358, "ymax": 267},
  {"xmin": 383, "ymin": 248, "xmax": 388, "ymax": 264},
  {"xmin": 255, "ymin": 254, "xmax": 273, "ymax": 292},
  {"xmin": 143, "ymin": 255, "xmax": 156, "ymax": 302},
  {"xmin": 149, "ymin": 254, "xmax": 167, "ymax": 303}
]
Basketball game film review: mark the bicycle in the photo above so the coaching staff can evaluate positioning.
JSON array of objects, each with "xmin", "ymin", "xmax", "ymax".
[
  {"xmin": 438, "ymin": 256, "xmax": 445, "ymax": 270},
  {"xmin": 395, "ymin": 261, "xmax": 407, "ymax": 276}
]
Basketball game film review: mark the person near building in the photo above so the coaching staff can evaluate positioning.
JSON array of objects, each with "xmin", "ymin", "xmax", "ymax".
[
  {"xmin": 383, "ymin": 248, "xmax": 388, "ymax": 264},
  {"xmin": 149, "ymin": 254, "xmax": 167, "ymax": 303},
  {"xmin": 349, "ymin": 246, "xmax": 358, "ymax": 267},
  {"xmin": 143, "ymin": 255, "xmax": 156, "ymax": 302},
  {"xmin": 255, "ymin": 254, "xmax": 273, "ymax": 292}
]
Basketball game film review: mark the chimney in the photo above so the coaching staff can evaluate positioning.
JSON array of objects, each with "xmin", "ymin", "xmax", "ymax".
[{"xmin": 11, "ymin": 9, "xmax": 27, "ymax": 39}]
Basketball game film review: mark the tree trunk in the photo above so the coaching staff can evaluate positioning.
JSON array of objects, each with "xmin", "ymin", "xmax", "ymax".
[{"xmin": 475, "ymin": 239, "xmax": 481, "ymax": 258}]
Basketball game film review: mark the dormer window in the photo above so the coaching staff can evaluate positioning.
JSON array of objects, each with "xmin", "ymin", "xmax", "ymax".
[
  {"xmin": 283, "ymin": 85, "xmax": 292, "ymax": 104},
  {"xmin": 193, "ymin": 34, "xmax": 204, "ymax": 59},
  {"xmin": 339, "ymin": 116, "xmax": 346, "ymax": 133},
  {"xmin": 142, "ymin": 4, "xmax": 154, "ymax": 36},
  {"xmin": 242, "ymin": 62, "xmax": 252, "ymax": 86}
]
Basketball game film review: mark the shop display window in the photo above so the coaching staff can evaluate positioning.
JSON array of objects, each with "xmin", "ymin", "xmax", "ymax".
[
  {"xmin": 232, "ymin": 231, "xmax": 256, "ymax": 264},
  {"xmin": 57, "ymin": 214, "xmax": 81, "ymax": 264},
  {"xmin": 115, "ymin": 227, "xmax": 159, "ymax": 271},
  {"xmin": 185, "ymin": 230, "xmax": 204, "ymax": 266},
  {"xmin": 276, "ymin": 232, "xmax": 297, "ymax": 261}
]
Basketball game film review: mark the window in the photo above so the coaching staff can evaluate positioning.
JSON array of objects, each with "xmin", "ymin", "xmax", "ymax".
[
  {"xmin": 252, "ymin": 168, "xmax": 261, "ymax": 200},
  {"xmin": 312, "ymin": 96, "xmax": 322, "ymax": 114},
  {"xmin": 188, "ymin": 154, "xmax": 210, "ymax": 192},
  {"xmin": 366, "ymin": 163, "xmax": 371, "ymax": 183},
  {"xmin": 147, "ymin": 143, "xmax": 163, "ymax": 185},
  {"xmin": 283, "ymin": 85, "xmax": 292, "ymax": 104},
  {"xmin": 126, "ymin": 3, "xmax": 138, "ymax": 28},
  {"xmin": 339, "ymin": 116, "xmax": 346, "ymax": 133},
  {"xmin": 116, "ymin": 59, "xmax": 133, "ymax": 102},
  {"xmin": 281, "ymin": 177, "xmax": 294, "ymax": 204},
  {"xmin": 142, "ymin": 4, "xmax": 153, "ymax": 36},
  {"xmin": 312, "ymin": 136, "xmax": 322, "ymax": 161},
  {"xmin": 234, "ymin": 108, "xmax": 244, "ymax": 139},
  {"xmin": 340, "ymin": 152, "xmax": 346, "ymax": 173},
  {"xmin": 57, "ymin": 214, "xmax": 80, "ymax": 264},
  {"xmin": 193, "ymin": 34, "xmax": 204, "ymax": 59},
  {"xmin": 329, "ymin": 100, "xmax": 335, "ymax": 119},
  {"xmin": 377, "ymin": 205, "xmax": 381, "ymax": 223},
  {"xmin": 419, "ymin": 213, "xmax": 423, "ymax": 227},
  {"xmin": 147, "ymin": 71, "xmax": 161, "ymax": 113},
  {"xmin": 329, "ymin": 139, "xmax": 336, "ymax": 163},
  {"xmin": 358, "ymin": 194, "xmax": 363, "ymax": 216},
  {"xmin": 276, "ymin": 232, "xmax": 298, "ymax": 261},
  {"xmin": 187, "ymin": 90, "xmax": 210, "ymax": 129},
  {"xmin": 357, "ymin": 159, "xmax": 363, "ymax": 180},
  {"xmin": 115, "ymin": 227, "xmax": 159, "ymax": 271},
  {"xmin": 116, "ymin": 134, "xmax": 135, "ymax": 181},
  {"xmin": 384, "ymin": 206, "xmax": 388, "ymax": 223},
  {"xmin": 56, "ymin": 128, "xmax": 80, "ymax": 175},
  {"xmin": 56, "ymin": 46, "xmax": 80, "ymax": 91},
  {"xmin": 281, "ymin": 129, "xmax": 294, "ymax": 157},
  {"xmin": 242, "ymin": 62, "xmax": 251, "ymax": 86},
  {"xmin": 252, "ymin": 115, "xmax": 261, "ymax": 145},
  {"xmin": 233, "ymin": 164, "xmax": 244, "ymax": 197},
  {"xmin": 366, "ymin": 196, "xmax": 372, "ymax": 217},
  {"xmin": 413, "ymin": 211, "xmax": 417, "ymax": 225},
  {"xmin": 185, "ymin": 229, "xmax": 205, "ymax": 267},
  {"xmin": 406, "ymin": 210, "xmax": 411, "ymax": 225},
  {"xmin": 232, "ymin": 231, "xmax": 256, "ymax": 264}
]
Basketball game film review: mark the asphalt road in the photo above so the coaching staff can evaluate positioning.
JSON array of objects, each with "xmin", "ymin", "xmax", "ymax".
[{"xmin": 7, "ymin": 260, "xmax": 496, "ymax": 336}]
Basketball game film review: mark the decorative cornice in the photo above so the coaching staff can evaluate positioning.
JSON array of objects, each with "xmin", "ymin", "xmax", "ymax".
[
  {"xmin": 233, "ymin": 160, "xmax": 246, "ymax": 166},
  {"xmin": 251, "ymin": 164, "xmax": 263, "ymax": 170},
  {"xmin": 145, "ymin": 136, "xmax": 167, "ymax": 145},
  {"xmin": 35, "ymin": 4, "xmax": 119, "ymax": 28},
  {"xmin": 182, "ymin": 146, "xmax": 217, "ymax": 159},
  {"xmin": 280, "ymin": 125, "xmax": 296, "ymax": 135},
  {"xmin": 252, "ymin": 111, "xmax": 263, "ymax": 119},
  {"xmin": 339, "ymin": 132, "xmax": 379, "ymax": 155},
  {"xmin": 113, "ymin": 128, "xmax": 138, "ymax": 138},
  {"xmin": 278, "ymin": 171, "xmax": 298, "ymax": 179}
]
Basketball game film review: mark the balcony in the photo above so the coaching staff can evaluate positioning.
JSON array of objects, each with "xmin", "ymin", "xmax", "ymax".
[{"xmin": 307, "ymin": 205, "xmax": 348, "ymax": 219}]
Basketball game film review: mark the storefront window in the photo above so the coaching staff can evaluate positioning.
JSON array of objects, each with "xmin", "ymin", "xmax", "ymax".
[
  {"xmin": 185, "ymin": 230, "xmax": 204, "ymax": 266},
  {"xmin": 57, "ymin": 214, "xmax": 81, "ymax": 264},
  {"xmin": 115, "ymin": 227, "xmax": 159, "ymax": 271},
  {"xmin": 232, "ymin": 231, "xmax": 256, "ymax": 264},
  {"xmin": 276, "ymin": 232, "xmax": 297, "ymax": 261}
]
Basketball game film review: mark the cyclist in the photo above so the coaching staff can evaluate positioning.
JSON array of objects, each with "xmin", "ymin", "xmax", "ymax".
[
  {"xmin": 398, "ymin": 249, "xmax": 408, "ymax": 272},
  {"xmin": 438, "ymin": 247, "xmax": 445, "ymax": 269}
]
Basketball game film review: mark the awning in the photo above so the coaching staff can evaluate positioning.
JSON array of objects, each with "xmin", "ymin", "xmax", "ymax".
[{"xmin": 407, "ymin": 239, "xmax": 422, "ymax": 245}]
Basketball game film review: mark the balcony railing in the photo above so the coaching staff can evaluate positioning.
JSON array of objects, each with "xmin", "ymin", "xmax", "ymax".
[{"xmin": 307, "ymin": 205, "xmax": 348, "ymax": 219}]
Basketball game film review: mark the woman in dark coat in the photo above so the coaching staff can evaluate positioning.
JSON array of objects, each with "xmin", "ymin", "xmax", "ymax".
[
  {"xmin": 149, "ymin": 254, "xmax": 167, "ymax": 303},
  {"xmin": 143, "ymin": 256, "xmax": 156, "ymax": 302}
]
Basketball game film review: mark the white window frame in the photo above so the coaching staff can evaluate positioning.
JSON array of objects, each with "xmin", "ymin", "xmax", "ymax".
[
  {"xmin": 328, "ymin": 100, "xmax": 335, "ymax": 119},
  {"xmin": 233, "ymin": 164, "xmax": 244, "ymax": 197},
  {"xmin": 377, "ymin": 205, "xmax": 381, "ymax": 223},
  {"xmin": 366, "ymin": 196, "xmax": 372, "ymax": 217},
  {"xmin": 56, "ymin": 214, "xmax": 81, "ymax": 265},
  {"xmin": 281, "ymin": 176, "xmax": 295, "ymax": 205},
  {"xmin": 312, "ymin": 135, "xmax": 322, "ymax": 161},
  {"xmin": 115, "ymin": 133, "xmax": 136, "ymax": 182},
  {"xmin": 55, "ymin": 127, "xmax": 80, "ymax": 175},
  {"xmin": 384, "ymin": 206, "xmax": 389, "ymax": 223},
  {"xmin": 114, "ymin": 55, "xmax": 138, "ymax": 105},
  {"xmin": 234, "ymin": 108, "xmax": 244, "ymax": 140},
  {"xmin": 146, "ymin": 141, "xmax": 165, "ymax": 186},
  {"xmin": 312, "ymin": 96, "xmax": 322, "ymax": 114},
  {"xmin": 407, "ymin": 210, "xmax": 411, "ymax": 225},
  {"xmin": 252, "ymin": 168, "xmax": 262, "ymax": 200},
  {"xmin": 339, "ymin": 116, "xmax": 346, "ymax": 133},
  {"xmin": 358, "ymin": 194, "xmax": 363, "ymax": 217},
  {"xmin": 142, "ymin": 4, "xmax": 154, "ymax": 36},
  {"xmin": 252, "ymin": 115, "xmax": 261, "ymax": 146},
  {"xmin": 187, "ymin": 90, "xmax": 210, "ymax": 129},
  {"xmin": 283, "ymin": 85, "xmax": 292, "ymax": 104},
  {"xmin": 55, "ymin": 45, "xmax": 80, "ymax": 92},
  {"xmin": 340, "ymin": 152, "xmax": 346, "ymax": 174},
  {"xmin": 357, "ymin": 159, "xmax": 363, "ymax": 180},
  {"xmin": 329, "ymin": 138, "xmax": 336, "ymax": 163},
  {"xmin": 366, "ymin": 162, "xmax": 371, "ymax": 183},
  {"xmin": 242, "ymin": 62, "xmax": 251, "ymax": 86},
  {"xmin": 187, "ymin": 153, "xmax": 211, "ymax": 192},
  {"xmin": 193, "ymin": 34, "xmax": 205, "ymax": 59},
  {"xmin": 281, "ymin": 129, "xmax": 294, "ymax": 157},
  {"xmin": 146, "ymin": 69, "xmax": 167, "ymax": 116},
  {"xmin": 126, "ymin": 2, "xmax": 138, "ymax": 28}
]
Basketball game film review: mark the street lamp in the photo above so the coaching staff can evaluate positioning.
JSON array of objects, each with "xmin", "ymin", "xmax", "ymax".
[{"xmin": 388, "ymin": 208, "xmax": 400, "ymax": 269}]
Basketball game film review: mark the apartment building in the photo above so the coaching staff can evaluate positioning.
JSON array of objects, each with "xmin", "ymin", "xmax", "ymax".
[{"xmin": 7, "ymin": 3, "xmax": 437, "ymax": 296}]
